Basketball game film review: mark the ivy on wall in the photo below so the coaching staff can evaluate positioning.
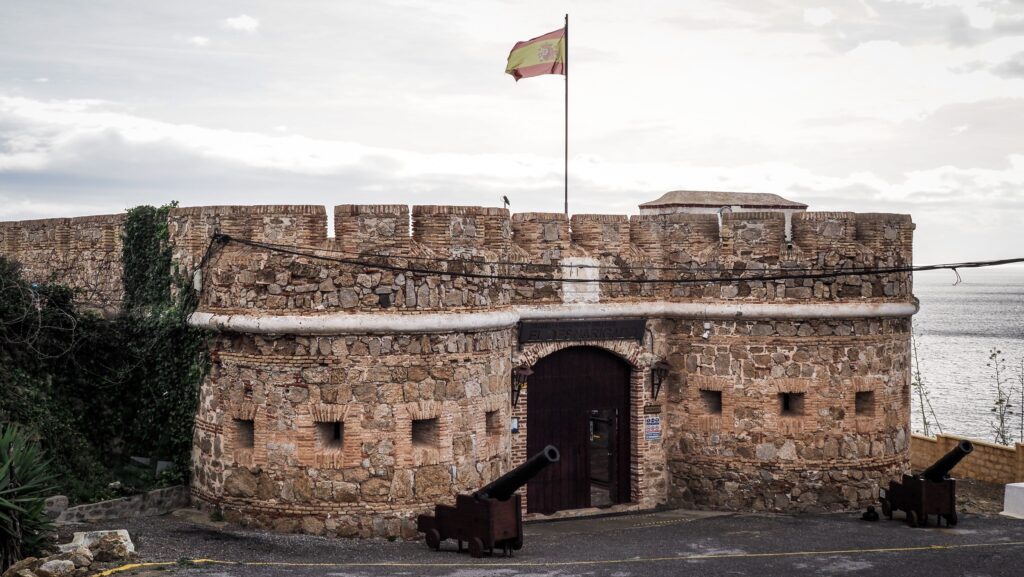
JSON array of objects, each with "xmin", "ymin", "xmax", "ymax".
[
  {"xmin": 118, "ymin": 202, "xmax": 208, "ymax": 478},
  {"xmin": 0, "ymin": 203, "xmax": 208, "ymax": 502},
  {"xmin": 123, "ymin": 203, "xmax": 175, "ymax": 312}
]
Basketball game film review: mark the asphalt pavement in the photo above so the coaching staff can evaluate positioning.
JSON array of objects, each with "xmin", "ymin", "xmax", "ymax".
[{"xmin": 85, "ymin": 508, "xmax": 1024, "ymax": 577}]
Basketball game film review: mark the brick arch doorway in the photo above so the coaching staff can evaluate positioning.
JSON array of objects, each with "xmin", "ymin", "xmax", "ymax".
[{"xmin": 526, "ymin": 346, "xmax": 632, "ymax": 514}]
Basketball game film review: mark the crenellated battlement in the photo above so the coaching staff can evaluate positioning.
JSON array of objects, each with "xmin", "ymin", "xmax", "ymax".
[
  {"xmin": 855, "ymin": 213, "xmax": 914, "ymax": 263},
  {"xmin": 510, "ymin": 212, "xmax": 571, "ymax": 261},
  {"xmin": 0, "ymin": 213, "xmax": 125, "ymax": 254},
  {"xmin": 720, "ymin": 211, "xmax": 787, "ymax": 262},
  {"xmin": 629, "ymin": 213, "xmax": 721, "ymax": 264},
  {"xmin": 791, "ymin": 212, "xmax": 860, "ymax": 255},
  {"xmin": 411, "ymin": 205, "xmax": 509, "ymax": 255},
  {"xmin": 333, "ymin": 204, "xmax": 410, "ymax": 256},
  {"xmin": 570, "ymin": 214, "xmax": 630, "ymax": 256},
  {"xmin": 0, "ymin": 213, "xmax": 125, "ymax": 314},
  {"xmin": 168, "ymin": 205, "xmax": 327, "ymax": 273},
  {"xmin": 0, "ymin": 201, "xmax": 915, "ymax": 316}
]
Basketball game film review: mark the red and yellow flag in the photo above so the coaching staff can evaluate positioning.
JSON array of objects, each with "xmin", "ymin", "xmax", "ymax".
[{"xmin": 505, "ymin": 28, "xmax": 565, "ymax": 81}]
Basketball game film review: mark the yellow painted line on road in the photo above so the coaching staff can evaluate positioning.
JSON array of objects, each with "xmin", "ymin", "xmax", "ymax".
[
  {"xmin": 95, "ymin": 563, "xmax": 177, "ymax": 576},
  {"xmin": 93, "ymin": 540, "xmax": 1024, "ymax": 574}
]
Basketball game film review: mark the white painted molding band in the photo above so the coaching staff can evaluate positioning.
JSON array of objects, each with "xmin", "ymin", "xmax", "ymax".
[
  {"xmin": 520, "ymin": 301, "xmax": 919, "ymax": 321},
  {"xmin": 188, "ymin": 310, "xmax": 520, "ymax": 336},
  {"xmin": 189, "ymin": 301, "xmax": 918, "ymax": 335}
]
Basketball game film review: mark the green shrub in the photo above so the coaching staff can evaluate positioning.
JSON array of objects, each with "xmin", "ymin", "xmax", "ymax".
[
  {"xmin": 0, "ymin": 423, "xmax": 55, "ymax": 570},
  {"xmin": 0, "ymin": 202, "xmax": 208, "ymax": 503},
  {"xmin": 0, "ymin": 257, "xmax": 114, "ymax": 502}
]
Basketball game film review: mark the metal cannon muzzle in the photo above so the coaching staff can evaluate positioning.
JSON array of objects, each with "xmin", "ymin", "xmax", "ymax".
[
  {"xmin": 472, "ymin": 444, "xmax": 560, "ymax": 501},
  {"xmin": 921, "ymin": 439, "xmax": 973, "ymax": 482}
]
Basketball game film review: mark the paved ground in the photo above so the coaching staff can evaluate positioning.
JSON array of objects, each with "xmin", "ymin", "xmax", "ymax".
[{"xmin": 79, "ymin": 508, "xmax": 1024, "ymax": 577}]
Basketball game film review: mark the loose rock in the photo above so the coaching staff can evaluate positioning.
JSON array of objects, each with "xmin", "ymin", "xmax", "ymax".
[
  {"xmin": 2, "ymin": 558, "xmax": 40, "ymax": 577},
  {"xmin": 35, "ymin": 560, "xmax": 74, "ymax": 577}
]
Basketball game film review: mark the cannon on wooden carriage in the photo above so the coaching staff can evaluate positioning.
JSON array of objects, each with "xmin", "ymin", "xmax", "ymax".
[
  {"xmin": 416, "ymin": 445, "xmax": 560, "ymax": 558},
  {"xmin": 879, "ymin": 439, "xmax": 973, "ymax": 527}
]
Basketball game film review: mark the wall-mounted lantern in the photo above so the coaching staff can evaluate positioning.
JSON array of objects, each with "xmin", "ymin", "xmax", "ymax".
[
  {"xmin": 511, "ymin": 365, "xmax": 533, "ymax": 408},
  {"xmin": 651, "ymin": 361, "xmax": 671, "ymax": 401}
]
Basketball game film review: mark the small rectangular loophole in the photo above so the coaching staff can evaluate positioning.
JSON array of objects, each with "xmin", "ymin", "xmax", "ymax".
[
  {"xmin": 485, "ymin": 410, "xmax": 501, "ymax": 436},
  {"xmin": 317, "ymin": 421, "xmax": 344, "ymax": 450},
  {"xmin": 700, "ymin": 390, "xmax": 722, "ymax": 414},
  {"xmin": 412, "ymin": 418, "xmax": 440, "ymax": 447},
  {"xmin": 855, "ymin": 391, "xmax": 875, "ymax": 416},
  {"xmin": 779, "ymin": 392, "xmax": 805, "ymax": 417},
  {"xmin": 234, "ymin": 419, "xmax": 255, "ymax": 449}
]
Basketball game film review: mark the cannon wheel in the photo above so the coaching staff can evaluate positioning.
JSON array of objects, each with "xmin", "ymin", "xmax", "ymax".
[
  {"xmin": 943, "ymin": 512, "xmax": 958, "ymax": 527},
  {"xmin": 469, "ymin": 537, "xmax": 485, "ymax": 558},
  {"xmin": 880, "ymin": 499, "xmax": 892, "ymax": 519},
  {"xmin": 425, "ymin": 529, "xmax": 441, "ymax": 551},
  {"xmin": 906, "ymin": 509, "xmax": 919, "ymax": 528}
]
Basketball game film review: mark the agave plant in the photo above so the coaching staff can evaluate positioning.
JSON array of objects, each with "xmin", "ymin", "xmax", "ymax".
[{"xmin": 0, "ymin": 423, "xmax": 55, "ymax": 571}]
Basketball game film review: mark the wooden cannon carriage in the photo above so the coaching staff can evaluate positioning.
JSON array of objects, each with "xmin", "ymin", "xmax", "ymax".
[
  {"xmin": 880, "ymin": 439, "xmax": 973, "ymax": 527},
  {"xmin": 416, "ymin": 445, "xmax": 560, "ymax": 557}
]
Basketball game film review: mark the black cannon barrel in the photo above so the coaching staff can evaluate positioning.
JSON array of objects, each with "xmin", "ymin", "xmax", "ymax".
[
  {"xmin": 922, "ymin": 439, "xmax": 974, "ymax": 482},
  {"xmin": 472, "ymin": 445, "xmax": 560, "ymax": 501}
]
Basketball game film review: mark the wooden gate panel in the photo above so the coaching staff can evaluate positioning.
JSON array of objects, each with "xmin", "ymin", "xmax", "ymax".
[{"xmin": 526, "ymin": 347, "xmax": 631, "ymax": 514}]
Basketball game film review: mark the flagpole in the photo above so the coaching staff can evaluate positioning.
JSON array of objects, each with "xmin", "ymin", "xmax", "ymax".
[{"xmin": 564, "ymin": 13, "xmax": 569, "ymax": 216}]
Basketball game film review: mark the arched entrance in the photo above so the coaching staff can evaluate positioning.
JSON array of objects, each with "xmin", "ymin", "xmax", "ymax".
[{"xmin": 526, "ymin": 346, "xmax": 632, "ymax": 514}]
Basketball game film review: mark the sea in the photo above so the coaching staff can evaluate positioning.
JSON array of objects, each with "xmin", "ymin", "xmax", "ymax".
[{"xmin": 911, "ymin": 266, "xmax": 1024, "ymax": 442}]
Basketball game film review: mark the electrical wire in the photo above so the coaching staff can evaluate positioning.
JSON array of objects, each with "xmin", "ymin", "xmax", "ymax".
[
  {"xmin": 237, "ymin": 237, "xmax": 907, "ymax": 275},
  {"xmin": 212, "ymin": 234, "xmax": 1024, "ymax": 286}
]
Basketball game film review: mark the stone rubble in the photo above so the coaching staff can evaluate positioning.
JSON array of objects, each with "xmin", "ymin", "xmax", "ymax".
[{"xmin": 2, "ymin": 542, "xmax": 101, "ymax": 577}]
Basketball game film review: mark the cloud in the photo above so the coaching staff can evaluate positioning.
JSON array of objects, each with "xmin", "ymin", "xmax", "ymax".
[
  {"xmin": 803, "ymin": 8, "xmax": 835, "ymax": 28},
  {"xmin": 1, "ymin": 2, "xmax": 1023, "ymax": 265},
  {"xmin": 675, "ymin": 0, "xmax": 1024, "ymax": 51},
  {"xmin": 2, "ymin": 95, "xmax": 1024, "ymax": 263},
  {"xmin": 855, "ymin": 0, "xmax": 879, "ymax": 19},
  {"xmin": 223, "ymin": 14, "xmax": 259, "ymax": 33},
  {"xmin": 188, "ymin": 36, "xmax": 209, "ymax": 47},
  {"xmin": 991, "ymin": 51, "xmax": 1024, "ymax": 78},
  {"xmin": 790, "ymin": 99, "xmax": 1024, "ymax": 178}
]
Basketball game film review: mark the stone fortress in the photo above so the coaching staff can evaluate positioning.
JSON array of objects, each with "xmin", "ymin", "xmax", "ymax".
[{"xmin": 0, "ymin": 191, "xmax": 916, "ymax": 538}]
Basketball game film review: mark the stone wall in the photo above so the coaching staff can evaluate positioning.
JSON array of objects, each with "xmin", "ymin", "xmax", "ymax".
[
  {"xmin": 191, "ymin": 328, "xmax": 514, "ymax": 537},
  {"xmin": 56, "ymin": 486, "xmax": 190, "ymax": 524},
  {"xmin": 665, "ymin": 317, "xmax": 911, "ymax": 512},
  {"xmin": 0, "ymin": 214, "xmax": 125, "ymax": 314},
  {"xmin": 912, "ymin": 433, "xmax": 1024, "ymax": 485}
]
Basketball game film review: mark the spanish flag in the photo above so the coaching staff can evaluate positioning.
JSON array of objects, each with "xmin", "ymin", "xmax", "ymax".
[{"xmin": 505, "ymin": 28, "xmax": 566, "ymax": 81}]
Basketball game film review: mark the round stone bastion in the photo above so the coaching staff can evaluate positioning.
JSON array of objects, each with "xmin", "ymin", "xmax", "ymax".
[{"xmin": 174, "ymin": 204, "xmax": 916, "ymax": 538}]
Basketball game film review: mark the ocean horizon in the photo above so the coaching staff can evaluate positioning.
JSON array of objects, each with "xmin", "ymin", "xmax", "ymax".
[{"xmin": 912, "ymin": 264, "xmax": 1024, "ymax": 444}]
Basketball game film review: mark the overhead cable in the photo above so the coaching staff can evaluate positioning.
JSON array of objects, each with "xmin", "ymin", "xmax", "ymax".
[{"xmin": 212, "ymin": 234, "xmax": 1024, "ymax": 286}]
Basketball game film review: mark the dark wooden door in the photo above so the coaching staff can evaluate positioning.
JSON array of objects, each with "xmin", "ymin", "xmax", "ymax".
[{"xmin": 526, "ymin": 347, "xmax": 631, "ymax": 514}]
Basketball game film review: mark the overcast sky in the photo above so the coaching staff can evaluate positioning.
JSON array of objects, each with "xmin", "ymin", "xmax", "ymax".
[{"xmin": 1, "ymin": 0, "xmax": 1023, "ymax": 264}]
